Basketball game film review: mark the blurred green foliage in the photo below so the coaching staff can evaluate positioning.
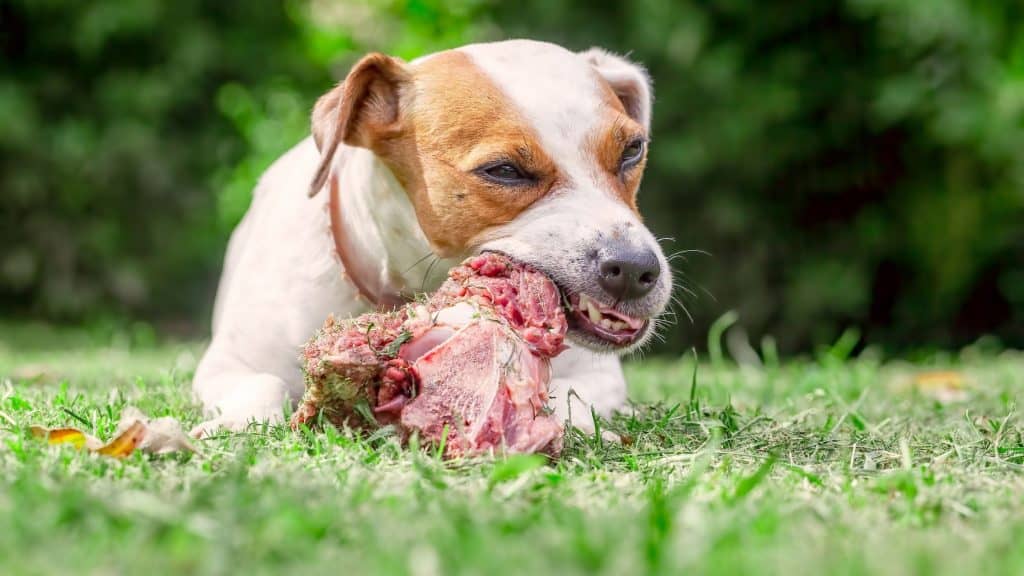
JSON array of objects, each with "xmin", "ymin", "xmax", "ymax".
[{"xmin": 1, "ymin": 0, "xmax": 1021, "ymax": 353}]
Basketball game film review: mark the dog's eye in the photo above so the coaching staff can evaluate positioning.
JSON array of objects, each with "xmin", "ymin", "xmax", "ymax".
[
  {"xmin": 477, "ymin": 162, "xmax": 532, "ymax": 185},
  {"xmin": 620, "ymin": 139, "xmax": 646, "ymax": 171}
]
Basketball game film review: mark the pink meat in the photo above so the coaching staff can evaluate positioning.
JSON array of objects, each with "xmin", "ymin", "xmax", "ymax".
[{"xmin": 292, "ymin": 253, "xmax": 567, "ymax": 458}]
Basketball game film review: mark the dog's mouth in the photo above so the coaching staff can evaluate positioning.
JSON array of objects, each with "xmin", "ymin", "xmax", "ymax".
[
  {"xmin": 476, "ymin": 250, "xmax": 651, "ymax": 349},
  {"xmin": 562, "ymin": 290, "xmax": 648, "ymax": 347}
]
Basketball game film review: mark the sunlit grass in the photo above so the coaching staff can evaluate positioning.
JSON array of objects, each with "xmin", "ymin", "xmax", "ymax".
[{"xmin": 2, "ymin": 324, "xmax": 1023, "ymax": 575}]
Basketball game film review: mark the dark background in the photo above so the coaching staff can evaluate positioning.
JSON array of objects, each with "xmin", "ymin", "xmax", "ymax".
[{"xmin": 2, "ymin": 0, "xmax": 1022, "ymax": 355}]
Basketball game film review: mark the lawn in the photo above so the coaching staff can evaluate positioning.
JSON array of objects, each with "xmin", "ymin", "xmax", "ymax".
[{"xmin": 1, "ymin": 322, "xmax": 1023, "ymax": 575}]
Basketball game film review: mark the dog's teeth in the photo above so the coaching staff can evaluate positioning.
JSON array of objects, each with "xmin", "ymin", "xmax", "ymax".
[
  {"xmin": 611, "ymin": 321, "xmax": 626, "ymax": 331},
  {"xmin": 600, "ymin": 319, "xmax": 612, "ymax": 329},
  {"xmin": 578, "ymin": 293, "xmax": 605, "ymax": 324}
]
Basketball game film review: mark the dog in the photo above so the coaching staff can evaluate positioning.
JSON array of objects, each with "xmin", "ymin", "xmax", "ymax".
[{"xmin": 191, "ymin": 40, "xmax": 672, "ymax": 438}]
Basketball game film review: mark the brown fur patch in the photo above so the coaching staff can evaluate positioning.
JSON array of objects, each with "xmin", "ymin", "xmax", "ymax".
[
  {"xmin": 311, "ymin": 53, "xmax": 412, "ymax": 195},
  {"xmin": 370, "ymin": 51, "xmax": 561, "ymax": 256},
  {"xmin": 585, "ymin": 104, "xmax": 648, "ymax": 214}
]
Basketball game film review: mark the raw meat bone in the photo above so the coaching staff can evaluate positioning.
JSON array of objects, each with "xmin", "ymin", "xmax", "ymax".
[{"xmin": 292, "ymin": 253, "xmax": 567, "ymax": 458}]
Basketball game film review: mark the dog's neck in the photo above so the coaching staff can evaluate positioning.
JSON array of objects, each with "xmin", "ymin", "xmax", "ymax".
[{"xmin": 331, "ymin": 146, "xmax": 454, "ymax": 305}]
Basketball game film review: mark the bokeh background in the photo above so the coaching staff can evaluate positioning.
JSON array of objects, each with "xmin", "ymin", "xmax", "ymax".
[{"xmin": 2, "ymin": 0, "xmax": 1022, "ymax": 356}]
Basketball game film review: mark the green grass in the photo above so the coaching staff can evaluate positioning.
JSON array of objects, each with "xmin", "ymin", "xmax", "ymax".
[{"xmin": 2, "ymin": 322, "xmax": 1024, "ymax": 575}]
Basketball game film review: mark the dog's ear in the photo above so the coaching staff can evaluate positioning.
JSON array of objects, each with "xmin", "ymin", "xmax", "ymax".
[
  {"xmin": 580, "ymin": 48, "xmax": 653, "ymax": 132},
  {"xmin": 309, "ymin": 53, "xmax": 412, "ymax": 196}
]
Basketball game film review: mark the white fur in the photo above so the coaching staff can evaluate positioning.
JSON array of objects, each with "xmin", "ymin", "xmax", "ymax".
[
  {"xmin": 192, "ymin": 40, "xmax": 666, "ymax": 436},
  {"xmin": 464, "ymin": 41, "xmax": 671, "ymax": 347},
  {"xmin": 579, "ymin": 47, "xmax": 653, "ymax": 131}
]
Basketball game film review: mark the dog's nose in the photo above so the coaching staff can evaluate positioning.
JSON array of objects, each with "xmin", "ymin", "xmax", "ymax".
[{"xmin": 597, "ymin": 246, "xmax": 660, "ymax": 300}]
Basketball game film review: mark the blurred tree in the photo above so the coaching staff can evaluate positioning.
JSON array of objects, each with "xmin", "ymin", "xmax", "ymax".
[
  {"xmin": 492, "ymin": 0, "xmax": 1024, "ymax": 353},
  {"xmin": 1, "ymin": 0, "xmax": 325, "ymax": 323},
  {"xmin": 0, "ymin": 0, "xmax": 489, "ymax": 329},
  {"xmin": 1, "ymin": 0, "xmax": 1021, "ymax": 353}
]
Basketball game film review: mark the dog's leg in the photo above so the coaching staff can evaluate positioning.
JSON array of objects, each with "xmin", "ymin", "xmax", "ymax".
[
  {"xmin": 190, "ymin": 335, "xmax": 307, "ymax": 438},
  {"xmin": 190, "ymin": 372, "xmax": 293, "ymax": 438},
  {"xmin": 548, "ymin": 346, "xmax": 628, "ymax": 439},
  {"xmin": 189, "ymin": 140, "xmax": 367, "ymax": 437}
]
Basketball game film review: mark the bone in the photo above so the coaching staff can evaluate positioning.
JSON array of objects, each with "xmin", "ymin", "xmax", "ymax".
[{"xmin": 292, "ymin": 253, "xmax": 568, "ymax": 458}]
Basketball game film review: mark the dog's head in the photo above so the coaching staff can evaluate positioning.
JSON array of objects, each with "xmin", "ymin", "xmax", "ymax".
[{"xmin": 311, "ymin": 40, "xmax": 671, "ymax": 352}]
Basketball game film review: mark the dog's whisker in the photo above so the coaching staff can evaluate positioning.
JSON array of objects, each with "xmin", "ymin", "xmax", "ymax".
[
  {"xmin": 667, "ymin": 279, "xmax": 697, "ymax": 306},
  {"xmin": 672, "ymin": 281, "xmax": 698, "ymax": 301},
  {"xmin": 403, "ymin": 250, "xmax": 437, "ymax": 276},
  {"xmin": 679, "ymin": 305, "xmax": 694, "ymax": 325},
  {"xmin": 660, "ymin": 289, "xmax": 694, "ymax": 326},
  {"xmin": 665, "ymin": 247, "xmax": 711, "ymax": 263},
  {"xmin": 665, "ymin": 250, "xmax": 690, "ymax": 263},
  {"xmin": 697, "ymin": 284, "xmax": 717, "ymax": 303},
  {"xmin": 671, "ymin": 301, "xmax": 694, "ymax": 325},
  {"xmin": 420, "ymin": 255, "xmax": 441, "ymax": 292},
  {"xmin": 668, "ymin": 266, "xmax": 705, "ymax": 301},
  {"xmin": 663, "ymin": 311, "xmax": 681, "ymax": 326}
]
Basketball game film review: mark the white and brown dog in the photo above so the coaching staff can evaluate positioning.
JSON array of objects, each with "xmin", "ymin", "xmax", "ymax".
[{"xmin": 191, "ymin": 40, "xmax": 672, "ymax": 437}]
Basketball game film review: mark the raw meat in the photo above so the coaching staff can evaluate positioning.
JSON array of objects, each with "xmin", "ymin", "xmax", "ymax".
[{"xmin": 291, "ymin": 253, "xmax": 568, "ymax": 457}]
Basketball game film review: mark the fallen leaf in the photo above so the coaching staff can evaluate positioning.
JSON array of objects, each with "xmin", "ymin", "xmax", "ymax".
[
  {"xmin": 910, "ymin": 370, "xmax": 969, "ymax": 403},
  {"xmin": 96, "ymin": 420, "xmax": 147, "ymax": 458},
  {"xmin": 30, "ymin": 426, "xmax": 101, "ymax": 450},
  {"xmin": 30, "ymin": 407, "xmax": 196, "ymax": 458},
  {"xmin": 116, "ymin": 406, "xmax": 196, "ymax": 454}
]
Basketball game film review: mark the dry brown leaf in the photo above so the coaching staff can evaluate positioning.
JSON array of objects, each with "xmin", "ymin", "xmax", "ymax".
[
  {"xmin": 96, "ymin": 420, "xmax": 147, "ymax": 458},
  {"xmin": 909, "ymin": 370, "xmax": 969, "ymax": 403},
  {"xmin": 116, "ymin": 406, "xmax": 196, "ymax": 454},
  {"xmin": 30, "ymin": 407, "xmax": 196, "ymax": 458},
  {"xmin": 29, "ymin": 426, "xmax": 102, "ymax": 450}
]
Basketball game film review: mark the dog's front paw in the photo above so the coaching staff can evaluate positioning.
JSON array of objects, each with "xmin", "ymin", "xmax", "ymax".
[
  {"xmin": 189, "ymin": 411, "xmax": 285, "ymax": 439},
  {"xmin": 191, "ymin": 373, "xmax": 290, "ymax": 438}
]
